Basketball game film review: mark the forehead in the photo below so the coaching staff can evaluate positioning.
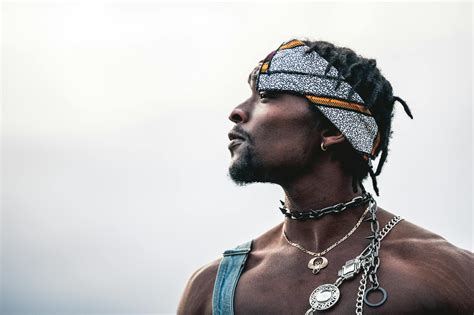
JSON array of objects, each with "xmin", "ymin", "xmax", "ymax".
[{"xmin": 247, "ymin": 63, "xmax": 262, "ymax": 90}]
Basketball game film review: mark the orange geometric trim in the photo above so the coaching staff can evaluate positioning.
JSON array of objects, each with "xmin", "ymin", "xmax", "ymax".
[
  {"xmin": 279, "ymin": 39, "xmax": 305, "ymax": 51},
  {"xmin": 260, "ymin": 62, "xmax": 269, "ymax": 73},
  {"xmin": 371, "ymin": 132, "xmax": 381, "ymax": 156},
  {"xmin": 305, "ymin": 95, "xmax": 372, "ymax": 115}
]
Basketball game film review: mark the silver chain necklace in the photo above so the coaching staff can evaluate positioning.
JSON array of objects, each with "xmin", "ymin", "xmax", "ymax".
[{"xmin": 305, "ymin": 198, "xmax": 403, "ymax": 314}]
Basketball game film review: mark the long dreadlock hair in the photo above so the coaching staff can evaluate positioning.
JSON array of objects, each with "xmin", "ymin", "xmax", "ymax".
[{"xmin": 302, "ymin": 40, "xmax": 413, "ymax": 196}]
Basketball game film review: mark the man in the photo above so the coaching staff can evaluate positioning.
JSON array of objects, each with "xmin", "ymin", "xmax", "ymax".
[{"xmin": 177, "ymin": 39, "xmax": 473, "ymax": 314}]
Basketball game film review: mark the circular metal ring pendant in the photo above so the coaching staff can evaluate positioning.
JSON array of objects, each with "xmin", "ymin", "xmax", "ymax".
[
  {"xmin": 363, "ymin": 286, "xmax": 388, "ymax": 307},
  {"xmin": 307, "ymin": 256, "xmax": 328, "ymax": 274},
  {"xmin": 309, "ymin": 283, "xmax": 340, "ymax": 310}
]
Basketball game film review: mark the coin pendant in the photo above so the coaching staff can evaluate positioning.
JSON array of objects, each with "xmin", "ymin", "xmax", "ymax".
[
  {"xmin": 309, "ymin": 283, "xmax": 340, "ymax": 310},
  {"xmin": 307, "ymin": 256, "xmax": 328, "ymax": 274}
]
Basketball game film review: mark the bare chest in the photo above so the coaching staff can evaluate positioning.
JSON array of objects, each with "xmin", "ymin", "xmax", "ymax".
[
  {"xmin": 232, "ymin": 252, "xmax": 425, "ymax": 315},
  {"xmin": 233, "ymin": 253, "xmax": 368, "ymax": 315}
]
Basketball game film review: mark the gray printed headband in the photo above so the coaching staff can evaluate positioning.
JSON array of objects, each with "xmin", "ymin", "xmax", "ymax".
[{"xmin": 255, "ymin": 39, "xmax": 380, "ymax": 159}]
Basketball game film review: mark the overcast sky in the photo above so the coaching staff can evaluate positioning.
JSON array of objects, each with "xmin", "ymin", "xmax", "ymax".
[{"xmin": 2, "ymin": 2, "xmax": 472, "ymax": 314}]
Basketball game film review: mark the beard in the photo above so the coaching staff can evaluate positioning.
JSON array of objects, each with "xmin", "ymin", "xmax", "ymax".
[
  {"xmin": 228, "ymin": 143, "xmax": 289, "ymax": 185},
  {"xmin": 228, "ymin": 144, "xmax": 269, "ymax": 185},
  {"xmin": 228, "ymin": 142, "xmax": 315, "ymax": 186}
]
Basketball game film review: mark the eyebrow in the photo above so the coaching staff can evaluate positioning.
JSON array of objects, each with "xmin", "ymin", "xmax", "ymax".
[{"xmin": 247, "ymin": 72, "xmax": 256, "ymax": 85}]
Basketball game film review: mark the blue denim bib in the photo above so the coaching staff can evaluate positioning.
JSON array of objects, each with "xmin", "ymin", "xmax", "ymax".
[{"xmin": 212, "ymin": 240, "xmax": 253, "ymax": 315}]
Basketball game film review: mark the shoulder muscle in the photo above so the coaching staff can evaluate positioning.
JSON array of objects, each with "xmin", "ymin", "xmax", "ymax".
[{"xmin": 177, "ymin": 258, "xmax": 221, "ymax": 315}]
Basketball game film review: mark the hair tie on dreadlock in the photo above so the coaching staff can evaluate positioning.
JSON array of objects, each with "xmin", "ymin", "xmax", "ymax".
[
  {"xmin": 393, "ymin": 96, "xmax": 413, "ymax": 119},
  {"xmin": 368, "ymin": 160, "xmax": 380, "ymax": 196}
]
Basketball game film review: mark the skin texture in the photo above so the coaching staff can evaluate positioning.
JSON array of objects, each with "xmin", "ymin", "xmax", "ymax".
[{"xmin": 177, "ymin": 76, "xmax": 474, "ymax": 314}]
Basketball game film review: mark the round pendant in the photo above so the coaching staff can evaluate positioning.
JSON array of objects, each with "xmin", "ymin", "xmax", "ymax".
[
  {"xmin": 309, "ymin": 283, "xmax": 340, "ymax": 310},
  {"xmin": 307, "ymin": 256, "xmax": 328, "ymax": 274}
]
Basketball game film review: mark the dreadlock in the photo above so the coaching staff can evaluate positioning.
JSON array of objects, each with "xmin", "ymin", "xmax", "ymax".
[{"xmin": 302, "ymin": 40, "xmax": 413, "ymax": 196}]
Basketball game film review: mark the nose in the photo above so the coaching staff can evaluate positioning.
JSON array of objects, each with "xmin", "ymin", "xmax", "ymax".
[{"xmin": 228, "ymin": 106, "xmax": 249, "ymax": 124}]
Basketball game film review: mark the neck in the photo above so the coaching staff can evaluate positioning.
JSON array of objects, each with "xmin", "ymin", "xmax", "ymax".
[{"xmin": 280, "ymin": 160, "xmax": 369, "ymax": 252}]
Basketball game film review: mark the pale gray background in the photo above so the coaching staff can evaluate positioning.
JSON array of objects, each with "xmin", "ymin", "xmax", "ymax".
[{"xmin": 1, "ymin": 2, "xmax": 472, "ymax": 314}]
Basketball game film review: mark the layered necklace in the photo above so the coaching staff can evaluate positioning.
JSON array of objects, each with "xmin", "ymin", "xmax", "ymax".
[
  {"xmin": 279, "ymin": 193, "xmax": 403, "ymax": 314},
  {"xmin": 283, "ymin": 205, "xmax": 370, "ymax": 274}
]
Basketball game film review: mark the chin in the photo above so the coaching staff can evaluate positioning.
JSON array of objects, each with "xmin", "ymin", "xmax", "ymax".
[
  {"xmin": 228, "ymin": 148, "xmax": 278, "ymax": 185},
  {"xmin": 229, "ymin": 147, "xmax": 261, "ymax": 184},
  {"xmin": 229, "ymin": 159, "xmax": 256, "ymax": 185}
]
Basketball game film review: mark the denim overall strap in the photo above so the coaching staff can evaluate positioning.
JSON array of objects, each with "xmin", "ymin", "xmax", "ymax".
[{"xmin": 212, "ymin": 240, "xmax": 253, "ymax": 315}]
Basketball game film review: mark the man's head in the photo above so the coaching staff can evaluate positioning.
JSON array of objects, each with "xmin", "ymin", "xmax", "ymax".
[
  {"xmin": 227, "ymin": 87, "xmax": 331, "ymax": 186},
  {"xmin": 228, "ymin": 39, "xmax": 412, "ymax": 195}
]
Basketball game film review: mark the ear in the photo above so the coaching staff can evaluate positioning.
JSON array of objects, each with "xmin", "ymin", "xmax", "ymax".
[{"xmin": 320, "ymin": 128, "xmax": 346, "ymax": 148}]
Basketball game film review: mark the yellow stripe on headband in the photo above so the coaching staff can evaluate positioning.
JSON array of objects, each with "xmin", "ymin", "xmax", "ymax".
[
  {"xmin": 305, "ymin": 95, "xmax": 373, "ymax": 116},
  {"xmin": 371, "ymin": 132, "xmax": 381, "ymax": 156},
  {"xmin": 279, "ymin": 39, "xmax": 305, "ymax": 51}
]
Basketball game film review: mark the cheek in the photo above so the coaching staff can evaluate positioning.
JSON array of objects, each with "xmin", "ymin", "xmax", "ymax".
[
  {"xmin": 252, "ymin": 111, "xmax": 320, "ymax": 163},
  {"xmin": 273, "ymin": 131, "xmax": 317, "ymax": 162}
]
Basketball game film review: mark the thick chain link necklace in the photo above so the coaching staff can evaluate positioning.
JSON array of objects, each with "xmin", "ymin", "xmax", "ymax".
[
  {"xmin": 305, "ymin": 199, "xmax": 403, "ymax": 314},
  {"xmin": 283, "ymin": 205, "xmax": 370, "ymax": 274},
  {"xmin": 279, "ymin": 192, "xmax": 372, "ymax": 220}
]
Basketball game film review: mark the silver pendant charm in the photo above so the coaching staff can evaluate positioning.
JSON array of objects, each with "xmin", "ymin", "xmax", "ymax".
[
  {"xmin": 309, "ymin": 283, "xmax": 340, "ymax": 310},
  {"xmin": 307, "ymin": 256, "xmax": 328, "ymax": 274},
  {"xmin": 338, "ymin": 258, "xmax": 361, "ymax": 279}
]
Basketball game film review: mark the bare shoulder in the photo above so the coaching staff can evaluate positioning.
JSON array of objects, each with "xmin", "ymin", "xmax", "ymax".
[
  {"xmin": 177, "ymin": 257, "xmax": 221, "ymax": 315},
  {"xmin": 379, "ymin": 210, "xmax": 474, "ymax": 313},
  {"xmin": 176, "ymin": 224, "xmax": 283, "ymax": 315}
]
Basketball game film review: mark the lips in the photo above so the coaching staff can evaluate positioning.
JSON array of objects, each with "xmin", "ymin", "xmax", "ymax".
[
  {"xmin": 228, "ymin": 139, "xmax": 244, "ymax": 150},
  {"xmin": 228, "ymin": 131, "xmax": 246, "ymax": 151},
  {"xmin": 228, "ymin": 131, "xmax": 246, "ymax": 141}
]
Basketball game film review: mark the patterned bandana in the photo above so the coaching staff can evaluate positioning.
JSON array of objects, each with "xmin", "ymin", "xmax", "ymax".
[{"xmin": 255, "ymin": 39, "xmax": 380, "ymax": 159}]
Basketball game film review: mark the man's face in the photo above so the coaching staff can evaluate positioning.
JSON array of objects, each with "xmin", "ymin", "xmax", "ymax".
[{"xmin": 227, "ymin": 70, "xmax": 323, "ymax": 185}]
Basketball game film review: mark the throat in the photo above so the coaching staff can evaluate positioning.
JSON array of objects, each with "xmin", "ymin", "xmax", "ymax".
[{"xmin": 281, "ymin": 201, "xmax": 372, "ymax": 256}]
